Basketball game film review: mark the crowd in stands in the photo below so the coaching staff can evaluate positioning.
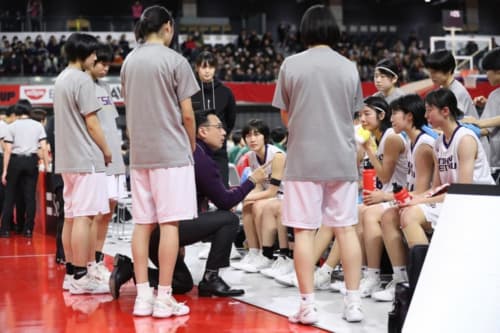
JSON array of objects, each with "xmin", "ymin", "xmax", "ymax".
[
  {"xmin": 0, "ymin": 33, "xmax": 131, "ymax": 75},
  {"xmin": 0, "ymin": 25, "xmax": 495, "ymax": 82}
]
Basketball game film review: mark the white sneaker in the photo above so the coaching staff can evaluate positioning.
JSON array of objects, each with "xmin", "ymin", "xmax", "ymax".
[
  {"xmin": 240, "ymin": 254, "xmax": 273, "ymax": 273},
  {"xmin": 359, "ymin": 276, "xmax": 382, "ymax": 298},
  {"xmin": 371, "ymin": 279, "xmax": 402, "ymax": 302},
  {"xmin": 330, "ymin": 279, "xmax": 345, "ymax": 293},
  {"xmin": 230, "ymin": 244, "xmax": 242, "ymax": 260},
  {"xmin": 288, "ymin": 303, "xmax": 318, "ymax": 325},
  {"xmin": 133, "ymin": 294, "xmax": 155, "ymax": 316},
  {"xmin": 93, "ymin": 262, "xmax": 111, "ymax": 282},
  {"xmin": 280, "ymin": 268, "xmax": 330, "ymax": 290},
  {"xmin": 274, "ymin": 271, "xmax": 297, "ymax": 287},
  {"xmin": 343, "ymin": 298, "xmax": 363, "ymax": 322},
  {"xmin": 230, "ymin": 252, "xmax": 255, "ymax": 270},
  {"xmin": 69, "ymin": 274, "xmax": 110, "ymax": 295},
  {"xmin": 313, "ymin": 268, "xmax": 332, "ymax": 290},
  {"xmin": 152, "ymin": 296, "xmax": 190, "ymax": 318},
  {"xmin": 63, "ymin": 274, "xmax": 72, "ymax": 291},
  {"xmin": 260, "ymin": 257, "xmax": 294, "ymax": 279}
]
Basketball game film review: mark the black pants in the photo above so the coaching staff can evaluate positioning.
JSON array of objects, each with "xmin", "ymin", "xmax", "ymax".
[
  {"xmin": 148, "ymin": 210, "xmax": 239, "ymax": 286},
  {"xmin": 147, "ymin": 255, "xmax": 194, "ymax": 294},
  {"xmin": 54, "ymin": 183, "xmax": 65, "ymax": 260},
  {"xmin": 0, "ymin": 153, "xmax": 26, "ymax": 231},
  {"xmin": 1, "ymin": 154, "xmax": 39, "ymax": 233},
  {"xmin": 14, "ymin": 188, "xmax": 26, "ymax": 231}
]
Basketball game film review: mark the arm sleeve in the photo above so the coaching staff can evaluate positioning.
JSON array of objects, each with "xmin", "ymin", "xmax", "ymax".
[
  {"xmin": 77, "ymin": 76, "xmax": 101, "ymax": 116},
  {"xmin": 174, "ymin": 58, "xmax": 200, "ymax": 102},
  {"xmin": 353, "ymin": 78, "xmax": 364, "ymax": 114},
  {"xmin": 38, "ymin": 123, "xmax": 47, "ymax": 141},
  {"xmin": 272, "ymin": 62, "xmax": 288, "ymax": 110},
  {"xmin": 195, "ymin": 147, "xmax": 254, "ymax": 210},
  {"xmin": 4, "ymin": 124, "xmax": 13, "ymax": 143}
]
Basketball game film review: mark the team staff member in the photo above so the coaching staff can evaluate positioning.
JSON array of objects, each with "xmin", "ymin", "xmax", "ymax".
[
  {"xmin": 109, "ymin": 111, "xmax": 267, "ymax": 298},
  {"xmin": 0, "ymin": 104, "xmax": 49, "ymax": 238},
  {"xmin": 0, "ymin": 107, "xmax": 9, "ymax": 226},
  {"xmin": 191, "ymin": 51, "xmax": 236, "ymax": 187}
]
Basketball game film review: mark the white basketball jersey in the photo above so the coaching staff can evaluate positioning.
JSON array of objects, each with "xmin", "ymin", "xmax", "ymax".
[
  {"xmin": 434, "ymin": 126, "xmax": 494, "ymax": 185},
  {"xmin": 377, "ymin": 128, "xmax": 409, "ymax": 192},
  {"xmin": 407, "ymin": 132, "xmax": 435, "ymax": 192},
  {"xmin": 248, "ymin": 144, "xmax": 286, "ymax": 192}
]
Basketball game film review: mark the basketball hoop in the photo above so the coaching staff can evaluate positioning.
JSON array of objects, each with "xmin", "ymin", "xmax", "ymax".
[{"xmin": 461, "ymin": 69, "xmax": 478, "ymax": 88}]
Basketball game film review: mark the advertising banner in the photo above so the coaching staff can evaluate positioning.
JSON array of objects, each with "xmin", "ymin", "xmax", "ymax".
[{"xmin": 0, "ymin": 85, "xmax": 20, "ymax": 106}]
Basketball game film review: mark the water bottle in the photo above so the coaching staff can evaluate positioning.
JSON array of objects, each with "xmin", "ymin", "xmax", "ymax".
[
  {"xmin": 392, "ymin": 183, "xmax": 412, "ymax": 205},
  {"xmin": 362, "ymin": 159, "xmax": 376, "ymax": 195}
]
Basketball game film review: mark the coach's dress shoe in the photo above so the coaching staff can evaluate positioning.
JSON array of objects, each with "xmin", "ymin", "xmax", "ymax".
[
  {"xmin": 0, "ymin": 231, "xmax": 10, "ymax": 238},
  {"xmin": 109, "ymin": 254, "xmax": 134, "ymax": 299},
  {"xmin": 23, "ymin": 229, "xmax": 33, "ymax": 238},
  {"xmin": 198, "ymin": 275, "xmax": 245, "ymax": 297}
]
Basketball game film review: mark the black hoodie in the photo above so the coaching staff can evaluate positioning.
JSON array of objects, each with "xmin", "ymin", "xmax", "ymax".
[{"xmin": 191, "ymin": 78, "xmax": 237, "ymax": 139}]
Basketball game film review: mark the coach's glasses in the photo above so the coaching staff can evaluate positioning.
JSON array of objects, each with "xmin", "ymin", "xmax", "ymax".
[{"xmin": 203, "ymin": 123, "xmax": 225, "ymax": 130}]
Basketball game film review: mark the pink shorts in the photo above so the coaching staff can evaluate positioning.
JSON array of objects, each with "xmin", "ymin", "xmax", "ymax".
[
  {"xmin": 282, "ymin": 180, "xmax": 358, "ymax": 229},
  {"xmin": 62, "ymin": 172, "xmax": 110, "ymax": 218},
  {"xmin": 130, "ymin": 166, "xmax": 197, "ymax": 224},
  {"xmin": 106, "ymin": 174, "xmax": 128, "ymax": 201}
]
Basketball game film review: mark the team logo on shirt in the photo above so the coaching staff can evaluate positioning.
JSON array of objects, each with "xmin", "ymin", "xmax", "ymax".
[
  {"xmin": 407, "ymin": 161, "xmax": 415, "ymax": 178},
  {"xmin": 98, "ymin": 95, "xmax": 113, "ymax": 106},
  {"xmin": 438, "ymin": 156, "xmax": 457, "ymax": 171}
]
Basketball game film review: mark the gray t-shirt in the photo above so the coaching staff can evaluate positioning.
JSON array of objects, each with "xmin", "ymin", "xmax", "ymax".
[
  {"xmin": 480, "ymin": 87, "xmax": 500, "ymax": 168},
  {"xmin": 448, "ymin": 79, "xmax": 490, "ymax": 159},
  {"xmin": 96, "ymin": 81, "xmax": 126, "ymax": 176},
  {"xmin": 54, "ymin": 67, "xmax": 105, "ymax": 173},
  {"xmin": 373, "ymin": 87, "xmax": 406, "ymax": 104},
  {"xmin": 4, "ymin": 118, "xmax": 46, "ymax": 155},
  {"xmin": 448, "ymin": 80, "xmax": 479, "ymax": 118},
  {"xmin": 0, "ymin": 120, "xmax": 7, "ymax": 154},
  {"xmin": 121, "ymin": 43, "xmax": 200, "ymax": 169},
  {"xmin": 272, "ymin": 47, "xmax": 364, "ymax": 181}
]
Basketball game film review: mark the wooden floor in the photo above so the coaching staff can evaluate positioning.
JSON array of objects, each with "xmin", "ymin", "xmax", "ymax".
[{"xmin": 0, "ymin": 232, "xmax": 328, "ymax": 333}]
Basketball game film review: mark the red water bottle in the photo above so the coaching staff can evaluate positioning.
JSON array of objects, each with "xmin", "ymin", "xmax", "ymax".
[
  {"xmin": 392, "ymin": 183, "xmax": 412, "ymax": 205},
  {"xmin": 362, "ymin": 159, "xmax": 376, "ymax": 195}
]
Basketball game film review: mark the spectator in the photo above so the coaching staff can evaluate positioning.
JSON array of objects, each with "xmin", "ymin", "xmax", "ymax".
[
  {"xmin": 27, "ymin": 0, "xmax": 43, "ymax": 31},
  {"xmin": 131, "ymin": 1, "xmax": 143, "ymax": 25}
]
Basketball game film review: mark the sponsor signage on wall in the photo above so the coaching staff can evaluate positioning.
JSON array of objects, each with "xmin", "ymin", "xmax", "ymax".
[
  {"xmin": 17, "ymin": 84, "xmax": 124, "ymax": 105},
  {"xmin": 0, "ymin": 85, "xmax": 20, "ymax": 106},
  {"xmin": 20, "ymin": 85, "xmax": 54, "ymax": 104}
]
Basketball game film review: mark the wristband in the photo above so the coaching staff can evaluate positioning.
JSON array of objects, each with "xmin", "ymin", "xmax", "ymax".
[
  {"xmin": 269, "ymin": 178, "xmax": 281, "ymax": 186},
  {"xmin": 248, "ymin": 175, "xmax": 256, "ymax": 185}
]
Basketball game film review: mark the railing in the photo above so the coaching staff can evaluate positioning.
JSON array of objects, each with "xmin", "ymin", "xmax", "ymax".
[
  {"xmin": 0, "ymin": 15, "xmax": 234, "ymax": 33},
  {"xmin": 0, "ymin": 15, "xmax": 137, "ymax": 32}
]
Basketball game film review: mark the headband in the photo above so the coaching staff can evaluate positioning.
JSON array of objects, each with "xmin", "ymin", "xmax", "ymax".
[
  {"xmin": 365, "ymin": 104, "xmax": 386, "ymax": 114},
  {"xmin": 375, "ymin": 66, "xmax": 398, "ymax": 78}
]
